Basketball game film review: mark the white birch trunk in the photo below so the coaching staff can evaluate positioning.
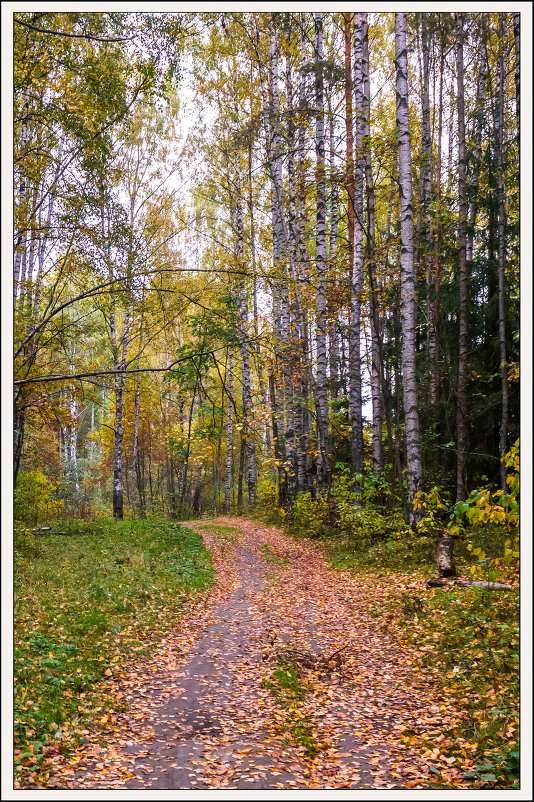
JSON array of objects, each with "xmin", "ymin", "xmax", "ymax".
[
  {"xmin": 313, "ymin": 13, "xmax": 331, "ymax": 496},
  {"xmin": 234, "ymin": 150, "xmax": 258, "ymax": 505},
  {"xmin": 362, "ymin": 13, "xmax": 383, "ymax": 475},
  {"xmin": 223, "ymin": 347, "xmax": 234, "ymax": 513},
  {"xmin": 348, "ymin": 15, "xmax": 364, "ymax": 478},
  {"xmin": 395, "ymin": 12, "xmax": 423, "ymax": 525}
]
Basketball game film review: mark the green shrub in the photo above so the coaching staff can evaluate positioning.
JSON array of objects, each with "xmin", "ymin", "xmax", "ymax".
[
  {"xmin": 14, "ymin": 471, "xmax": 64, "ymax": 527},
  {"xmin": 333, "ymin": 472, "xmax": 407, "ymax": 546},
  {"xmin": 257, "ymin": 476, "xmax": 278, "ymax": 511},
  {"xmin": 288, "ymin": 492, "xmax": 329, "ymax": 537}
]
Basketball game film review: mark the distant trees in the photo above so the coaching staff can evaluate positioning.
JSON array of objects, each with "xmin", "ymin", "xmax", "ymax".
[{"xmin": 14, "ymin": 12, "xmax": 520, "ymax": 525}]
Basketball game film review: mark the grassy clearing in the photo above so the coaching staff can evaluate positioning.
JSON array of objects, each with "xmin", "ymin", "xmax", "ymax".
[
  {"xmin": 316, "ymin": 525, "xmax": 519, "ymax": 789},
  {"xmin": 14, "ymin": 517, "xmax": 213, "ymax": 787}
]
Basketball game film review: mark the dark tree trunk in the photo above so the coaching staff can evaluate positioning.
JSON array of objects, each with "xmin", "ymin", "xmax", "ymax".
[
  {"xmin": 455, "ymin": 13, "xmax": 469, "ymax": 503},
  {"xmin": 237, "ymin": 433, "xmax": 246, "ymax": 509},
  {"xmin": 496, "ymin": 13, "xmax": 509, "ymax": 490}
]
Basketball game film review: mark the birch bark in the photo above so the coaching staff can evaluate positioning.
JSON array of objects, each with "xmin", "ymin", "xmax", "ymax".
[
  {"xmin": 313, "ymin": 12, "xmax": 332, "ymax": 496},
  {"xmin": 362, "ymin": 13, "xmax": 383, "ymax": 475},
  {"xmin": 234, "ymin": 150, "xmax": 258, "ymax": 504},
  {"xmin": 223, "ymin": 347, "xmax": 234, "ymax": 513},
  {"xmin": 395, "ymin": 12, "xmax": 423, "ymax": 524},
  {"xmin": 348, "ymin": 14, "xmax": 364, "ymax": 478},
  {"xmin": 466, "ymin": 44, "xmax": 487, "ymax": 266}
]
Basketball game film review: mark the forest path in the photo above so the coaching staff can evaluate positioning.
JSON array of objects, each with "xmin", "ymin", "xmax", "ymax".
[{"xmin": 64, "ymin": 517, "xmax": 434, "ymax": 790}]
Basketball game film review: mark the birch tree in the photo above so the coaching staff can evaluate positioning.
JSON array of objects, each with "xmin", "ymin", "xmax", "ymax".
[{"xmin": 395, "ymin": 12, "xmax": 423, "ymax": 525}]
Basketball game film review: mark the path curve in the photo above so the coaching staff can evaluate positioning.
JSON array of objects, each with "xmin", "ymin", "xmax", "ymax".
[{"xmin": 58, "ymin": 517, "xmax": 436, "ymax": 790}]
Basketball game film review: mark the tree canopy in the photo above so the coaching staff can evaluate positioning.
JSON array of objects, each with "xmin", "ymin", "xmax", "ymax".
[{"xmin": 13, "ymin": 11, "xmax": 520, "ymax": 527}]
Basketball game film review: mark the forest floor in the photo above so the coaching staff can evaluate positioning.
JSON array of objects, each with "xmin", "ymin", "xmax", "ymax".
[{"xmin": 44, "ymin": 516, "xmax": 465, "ymax": 791}]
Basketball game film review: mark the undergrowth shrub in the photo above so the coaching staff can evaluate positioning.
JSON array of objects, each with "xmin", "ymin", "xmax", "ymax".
[
  {"xmin": 334, "ymin": 471, "xmax": 407, "ymax": 546},
  {"xmin": 287, "ymin": 492, "xmax": 329, "ymax": 537},
  {"xmin": 450, "ymin": 439, "xmax": 520, "ymax": 582},
  {"xmin": 14, "ymin": 471, "xmax": 64, "ymax": 527},
  {"xmin": 257, "ymin": 476, "xmax": 279, "ymax": 521}
]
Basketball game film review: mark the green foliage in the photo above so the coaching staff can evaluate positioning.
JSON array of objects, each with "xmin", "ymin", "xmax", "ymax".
[
  {"xmin": 14, "ymin": 518, "xmax": 213, "ymax": 787},
  {"xmin": 333, "ymin": 472, "xmax": 407, "ymax": 547},
  {"xmin": 450, "ymin": 440, "xmax": 520, "ymax": 579},
  {"xmin": 326, "ymin": 530, "xmax": 435, "ymax": 574},
  {"xmin": 413, "ymin": 486, "xmax": 451, "ymax": 534},
  {"xmin": 256, "ymin": 476, "xmax": 280, "ymax": 522},
  {"xmin": 287, "ymin": 492, "xmax": 329, "ymax": 538},
  {"xmin": 14, "ymin": 471, "xmax": 64, "ymax": 527}
]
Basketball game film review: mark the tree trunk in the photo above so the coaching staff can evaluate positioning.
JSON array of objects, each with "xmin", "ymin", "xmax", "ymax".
[
  {"xmin": 420, "ymin": 18, "xmax": 435, "ymax": 412},
  {"xmin": 223, "ymin": 347, "xmax": 234, "ymax": 513},
  {"xmin": 496, "ymin": 13, "xmax": 508, "ymax": 490},
  {"xmin": 180, "ymin": 385, "xmax": 197, "ymax": 513},
  {"xmin": 348, "ymin": 14, "xmax": 364, "ymax": 480},
  {"xmin": 466, "ymin": 57, "xmax": 487, "ymax": 266},
  {"xmin": 313, "ymin": 12, "xmax": 333, "ymax": 504},
  {"xmin": 455, "ymin": 13, "xmax": 469, "ymax": 503},
  {"xmin": 428, "ymin": 579, "xmax": 513, "ymax": 591},
  {"xmin": 132, "ymin": 319, "xmax": 143, "ymax": 516},
  {"xmin": 431, "ymin": 24, "xmax": 445, "ymax": 411},
  {"xmin": 256, "ymin": 17, "xmax": 295, "ymax": 506},
  {"xmin": 395, "ymin": 12, "xmax": 423, "ymax": 526},
  {"xmin": 362, "ymin": 13, "xmax": 383, "ymax": 475},
  {"xmin": 237, "ymin": 433, "xmax": 246, "ymax": 509},
  {"xmin": 435, "ymin": 530, "xmax": 457, "ymax": 577},
  {"xmin": 13, "ymin": 400, "xmax": 26, "ymax": 487},
  {"xmin": 234, "ymin": 150, "xmax": 258, "ymax": 505},
  {"xmin": 298, "ymin": 14, "xmax": 313, "ymax": 494},
  {"xmin": 269, "ymin": 368, "xmax": 287, "ymax": 508},
  {"xmin": 327, "ymin": 89, "xmax": 340, "ymax": 401},
  {"xmin": 110, "ymin": 307, "xmax": 130, "ymax": 520},
  {"xmin": 248, "ymin": 138, "xmax": 271, "ymax": 457}
]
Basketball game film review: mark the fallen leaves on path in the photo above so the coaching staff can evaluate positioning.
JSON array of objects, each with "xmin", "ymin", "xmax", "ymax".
[{"xmin": 30, "ymin": 517, "xmax": 493, "ymax": 790}]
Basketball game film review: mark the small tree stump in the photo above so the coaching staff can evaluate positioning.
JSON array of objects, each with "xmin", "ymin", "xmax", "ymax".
[{"xmin": 435, "ymin": 529, "xmax": 457, "ymax": 577}]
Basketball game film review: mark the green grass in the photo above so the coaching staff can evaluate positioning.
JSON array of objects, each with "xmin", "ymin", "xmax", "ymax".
[
  {"xmin": 262, "ymin": 657, "xmax": 321, "ymax": 758},
  {"xmin": 14, "ymin": 517, "xmax": 214, "ymax": 786},
  {"xmin": 196, "ymin": 524, "xmax": 244, "ymax": 544},
  {"xmin": 324, "ymin": 530, "xmax": 436, "ymax": 575},
  {"xmin": 259, "ymin": 544, "xmax": 289, "ymax": 566}
]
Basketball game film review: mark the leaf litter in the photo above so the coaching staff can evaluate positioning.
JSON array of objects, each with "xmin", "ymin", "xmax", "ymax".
[{"xmin": 30, "ymin": 517, "xmax": 492, "ymax": 789}]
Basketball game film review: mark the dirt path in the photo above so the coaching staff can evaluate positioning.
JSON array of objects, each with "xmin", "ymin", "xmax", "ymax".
[{"xmin": 56, "ymin": 518, "xmax": 437, "ymax": 790}]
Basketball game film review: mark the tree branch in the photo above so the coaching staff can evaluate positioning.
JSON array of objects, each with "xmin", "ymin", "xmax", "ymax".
[
  {"xmin": 14, "ymin": 17, "xmax": 136, "ymax": 43},
  {"xmin": 13, "ymin": 352, "xmax": 212, "ymax": 387}
]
